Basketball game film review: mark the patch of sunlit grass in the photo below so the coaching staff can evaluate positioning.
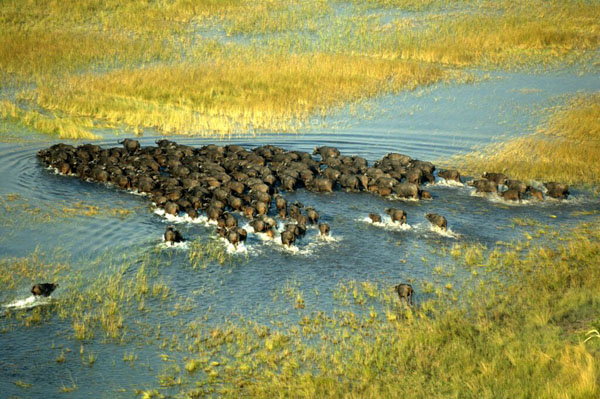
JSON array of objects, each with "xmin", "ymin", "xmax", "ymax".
[
  {"xmin": 0, "ymin": 100, "xmax": 98, "ymax": 139},
  {"xmin": 1, "ymin": 0, "xmax": 598, "ymax": 140},
  {"xmin": 456, "ymin": 92, "xmax": 600, "ymax": 185},
  {"xmin": 32, "ymin": 54, "xmax": 443, "ymax": 136}
]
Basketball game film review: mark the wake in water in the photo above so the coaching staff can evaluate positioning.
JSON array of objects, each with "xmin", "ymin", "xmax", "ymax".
[
  {"xmin": 425, "ymin": 224, "xmax": 460, "ymax": 239},
  {"xmin": 2, "ymin": 295, "xmax": 54, "ymax": 312},
  {"xmin": 359, "ymin": 216, "xmax": 413, "ymax": 231},
  {"xmin": 468, "ymin": 189, "xmax": 587, "ymax": 207},
  {"xmin": 156, "ymin": 239, "xmax": 189, "ymax": 250},
  {"xmin": 387, "ymin": 195, "xmax": 420, "ymax": 202},
  {"xmin": 218, "ymin": 237, "xmax": 249, "ymax": 255},
  {"xmin": 435, "ymin": 178, "xmax": 465, "ymax": 188},
  {"xmin": 153, "ymin": 208, "xmax": 215, "ymax": 226},
  {"xmin": 315, "ymin": 233, "xmax": 341, "ymax": 243}
]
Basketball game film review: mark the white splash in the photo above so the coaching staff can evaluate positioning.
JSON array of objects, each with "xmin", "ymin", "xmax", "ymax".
[
  {"xmin": 3, "ymin": 295, "xmax": 53, "ymax": 310},
  {"xmin": 218, "ymin": 237, "xmax": 249, "ymax": 254},
  {"xmin": 47, "ymin": 166, "xmax": 62, "ymax": 175},
  {"xmin": 128, "ymin": 189, "xmax": 148, "ymax": 197},
  {"xmin": 387, "ymin": 195, "xmax": 420, "ymax": 202},
  {"xmin": 427, "ymin": 224, "xmax": 460, "ymax": 239},
  {"xmin": 240, "ymin": 222, "xmax": 279, "ymax": 242},
  {"xmin": 157, "ymin": 240, "xmax": 189, "ymax": 250},
  {"xmin": 153, "ymin": 208, "xmax": 214, "ymax": 225},
  {"xmin": 360, "ymin": 216, "xmax": 412, "ymax": 231},
  {"xmin": 435, "ymin": 178, "xmax": 465, "ymax": 187},
  {"xmin": 315, "ymin": 233, "xmax": 341, "ymax": 243}
]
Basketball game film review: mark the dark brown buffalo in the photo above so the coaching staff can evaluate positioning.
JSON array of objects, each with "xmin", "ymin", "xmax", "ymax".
[
  {"xmin": 470, "ymin": 179, "xmax": 498, "ymax": 193},
  {"xmin": 437, "ymin": 169, "xmax": 462, "ymax": 183},
  {"xmin": 281, "ymin": 230, "xmax": 296, "ymax": 247},
  {"xmin": 394, "ymin": 283, "xmax": 413, "ymax": 305},
  {"xmin": 318, "ymin": 223, "xmax": 330, "ymax": 237},
  {"xmin": 31, "ymin": 283, "xmax": 59, "ymax": 297},
  {"xmin": 501, "ymin": 189, "xmax": 521, "ymax": 202},
  {"xmin": 426, "ymin": 213, "xmax": 447, "ymax": 231},
  {"xmin": 164, "ymin": 226, "xmax": 184, "ymax": 243},
  {"xmin": 369, "ymin": 213, "xmax": 382, "ymax": 223},
  {"xmin": 544, "ymin": 182, "xmax": 569, "ymax": 199},
  {"xmin": 385, "ymin": 208, "xmax": 407, "ymax": 224},
  {"xmin": 482, "ymin": 172, "xmax": 507, "ymax": 185}
]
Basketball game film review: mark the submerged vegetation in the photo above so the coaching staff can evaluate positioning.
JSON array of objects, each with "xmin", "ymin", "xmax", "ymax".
[
  {"xmin": 0, "ymin": 0, "xmax": 598, "ymax": 138},
  {"xmin": 457, "ymin": 92, "xmax": 600, "ymax": 186}
]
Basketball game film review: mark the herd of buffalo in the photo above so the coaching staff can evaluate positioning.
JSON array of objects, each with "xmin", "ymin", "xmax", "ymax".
[
  {"xmin": 37, "ymin": 138, "xmax": 569, "ymax": 248},
  {"xmin": 34, "ymin": 138, "xmax": 572, "ymax": 303}
]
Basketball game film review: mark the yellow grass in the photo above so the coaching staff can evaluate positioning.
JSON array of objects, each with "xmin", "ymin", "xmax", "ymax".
[
  {"xmin": 0, "ymin": 0, "xmax": 599, "ymax": 139},
  {"xmin": 389, "ymin": 2, "xmax": 600, "ymax": 67},
  {"xmin": 33, "ymin": 55, "xmax": 444, "ymax": 135},
  {"xmin": 456, "ymin": 92, "xmax": 600, "ymax": 185}
]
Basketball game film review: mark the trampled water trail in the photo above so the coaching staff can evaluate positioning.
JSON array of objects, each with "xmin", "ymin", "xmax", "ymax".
[{"xmin": 2, "ymin": 295, "xmax": 54, "ymax": 311}]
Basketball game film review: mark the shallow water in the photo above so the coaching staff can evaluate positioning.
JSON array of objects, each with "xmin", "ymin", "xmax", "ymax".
[{"xmin": 1, "ymin": 67, "xmax": 600, "ymax": 397}]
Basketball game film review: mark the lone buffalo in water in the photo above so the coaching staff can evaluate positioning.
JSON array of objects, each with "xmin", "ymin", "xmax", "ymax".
[
  {"xmin": 164, "ymin": 226, "xmax": 184, "ymax": 243},
  {"xmin": 426, "ymin": 213, "xmax": 447, "ymax": 231},
  {"xmin": 385, "ymin": 208, "xmax": 407, "ymax": 224},
  {"xmin": 438, "ymin": 169, "xmax": 462, "ymax": 183},
  {"xmin": 31, "ymin": 283, "xmax": 59, "ymax": 297},
  {"xmin": 394, "ymin": 283, "xmax": 413, "ymax": 305},
  {"xmin": 368, "ymin": 213, "xmax": 382, "ymax": 223},
  {"xmin": 318, "ymin": 223, "xmax": 330, "ymax": 237}
]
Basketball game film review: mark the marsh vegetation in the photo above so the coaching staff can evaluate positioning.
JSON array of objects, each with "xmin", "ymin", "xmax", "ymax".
[{"xmin": 0, "ymin": 0, "xmax": 598, "ymax": 138}]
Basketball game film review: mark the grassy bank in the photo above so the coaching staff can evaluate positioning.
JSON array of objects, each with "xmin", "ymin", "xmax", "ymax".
[
  {"xmin": 0, "ymin": 0, "xmax": 598, "ymax": 138},
  {"xmin": 456, "ymin": 92, "xmax": 600, "ymax": 186}
]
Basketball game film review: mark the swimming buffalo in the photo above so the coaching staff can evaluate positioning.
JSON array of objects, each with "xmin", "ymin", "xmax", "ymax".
[
  {"xmin": 470, "ymin": 179, "xmax": 498, "ymax": 193},
  {"xmin": 119, "ymin": 139, "xmax": 140, "ymax": 154},
  {"xmin": 281, "ymin": 230, "xmax": 296, "ymax": 247},
  {"xmin": 31, "ymin": 283, "xmax": 59, "ymax": 297},
  {"xmin": 482, "ymin": 172, "xmax": 507, "ymax": 185},
  {"xmin": 164, "ymin": 226, "xmax": 184, "ymax": 243},
  {"xmin": 528, "ymin": 186, "xmax": 544, "ymax": 201},
  {"xmin": 318, "ymin": 223, "xmax": 330, "ymax": 237},
  {"xmin": 501, "ymin": 189, "xmax": 521, "ymax": 202},
  {"xmin": 385, "ymin": 208, "xmax": 407, "ymax": 224},
  {"xmin": 369, "ymin": 213, "xmax": 382, "ymax": 223},
  {"xmin": 426, "ymin": 213, "xmax": 447, "ymax": 231},
  {"xmin": 544, "ymin": 182, "xmax": 569, "ymax": 199},
  {"xmin": 438, "ymin": 169, "xmax": 462, "ymax": 183},
  {"xmin": 392, "ymin": 182, "xmax": 419, "ymax": 199}
]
